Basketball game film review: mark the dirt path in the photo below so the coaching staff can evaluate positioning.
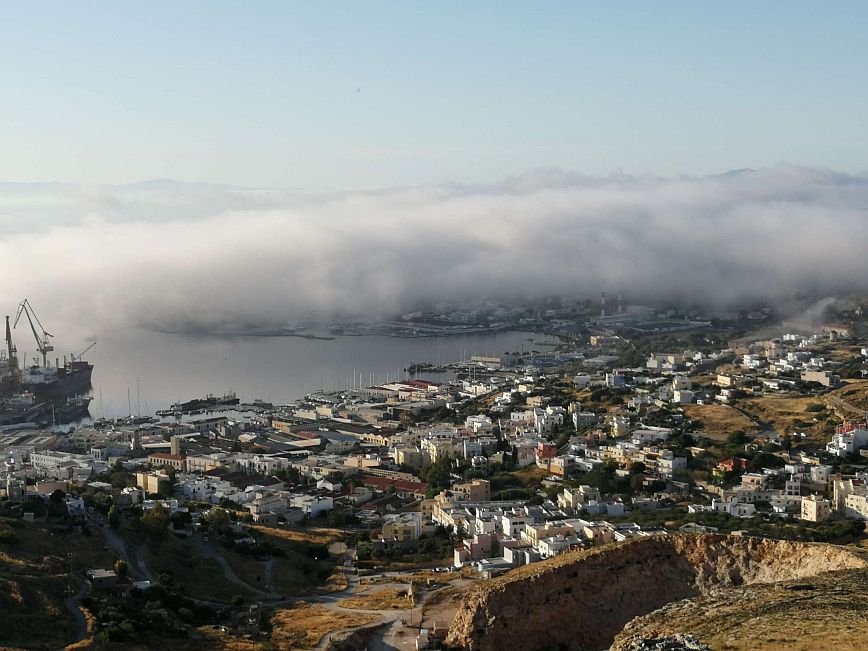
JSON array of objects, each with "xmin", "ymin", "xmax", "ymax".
[
  {"xmin": 262, "ymin": 558, "xmax": 279, "ymax": 599},
  {"xmin": 211, "ymin": 548, "xmax": 266, "ymax": 597},
  {"xmin": 827, "ymin": 395, "xmax": 865, "ymax": 417},
  {"xmin": 729, "ymin": 402, "xmax": 780, "ymax": 439},
  {"xmin": 135, "ymin": 541, "xmax": 156, "ymax": 582},
  {"xmin": 62, "ymin": 575, "xmax": 88, "ymax": 648}
]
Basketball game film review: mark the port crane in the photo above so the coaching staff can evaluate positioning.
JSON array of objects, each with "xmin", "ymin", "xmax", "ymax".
[
  {"xmin": 71, "ymin": 341, "xmax": 97, "ymax": 362},
  {"xmin": 4, "ymin": 315, "xmax": 17, "ymax": 369},
  {"xmin": 13, "ymin": 299, "xmax": 54, "ymax": 367}
]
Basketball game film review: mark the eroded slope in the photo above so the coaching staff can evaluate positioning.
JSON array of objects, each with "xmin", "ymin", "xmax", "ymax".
[{"xmin": 444, "ymin": 534, "xmax": 867, "ymax": 651}]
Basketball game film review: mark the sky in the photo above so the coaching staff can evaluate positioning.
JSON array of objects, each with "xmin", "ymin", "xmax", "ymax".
[
  {"xmin": 2, "ymin": 3, "xmax": 868, "ymax": 337},
  {"xmin": 2, "ymin": 1, "xmax": 868, "ymax": 188}
]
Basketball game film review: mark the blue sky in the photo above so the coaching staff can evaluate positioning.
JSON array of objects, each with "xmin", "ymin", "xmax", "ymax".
[{"xmin": 2, "ymin": 1, "xmax": 867, "ymax": 187}]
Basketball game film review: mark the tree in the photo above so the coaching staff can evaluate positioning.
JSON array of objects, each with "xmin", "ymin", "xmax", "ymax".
[
  {"xmin": 419, "ymin": 456, "xmax": 453, "ymax": 495},
  {"xmin": 203, "ymin": 506, "xmax": 230, "ymax": 534},
  {"xmin": 141, "ymin": 504, "xmax": 170, "ymax": 541},
  {"xmin": 748, "ymin": 452, "xmax": 786, "ymax": 472},
  {"xmin": 356, "ymin": 541, "xmax": 372, "ymax": 560},
  {"xmin": 91, "ymin": 491, "xmax": 113, "ymax": 515},
  {"xmin": 108, "ymin": 505, "xmax": 121, "ymax": 529},
  {"xmin": 727, "ymin": 430, "xmax": 748, "ymax": 447},
  {"xmin": 111, "ymin": 471, "xmax": 132, "ymax": 489},
  {"xmin": 170, "ymin": 510, "xmax": 192, "ymax": 530},
  {"xmin": 114, "ymin": 559, "xmax": 129, "ymax": 582},
  {"xmin": 630, "ymin": 462, "xmax": 647, "ymax": 475}
]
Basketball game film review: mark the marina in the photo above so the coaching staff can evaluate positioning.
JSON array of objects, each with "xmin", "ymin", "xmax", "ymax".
[{"xmin": 83, "ymin": 328, "xmax": 540, "ymax": 419}]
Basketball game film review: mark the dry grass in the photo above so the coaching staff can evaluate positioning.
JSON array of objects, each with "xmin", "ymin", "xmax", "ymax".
[
  {"xmin": 146, "ymin": 527, "xmax": 338, "ymax": 601},
  {"xmin": 828, "ymin": 380, "xmax": 868, "ymax": 411},
  {"xmin": 340, "ymin": 587, "xmax": 412, "ymax": 610},
  {"xmin": 316, "ymin": 568, "xmax": 349, "ymax": 594},
  {"xmin": 270, "ymin": 602, "xmax": 380, "ymax": 650},
  {"xmin": 249, "ymin": 526, "xmax": 344, "ymax": 547},
  {"xmin": 511, "ymin": 465, "xmax": 548, "ymax": 485},
  {"xmin": 0, "ymin": 574, "xmax": 74, "ymax": 649},
  {"xmin": 0, "ymin": 522, "xmax": 116, "ymax": 650},
  {"xmin": 145, "ymin": 538, "xmax": 254, "ymax": 602},
  {"xmin": 681, "ymin": 404, "xmax": 758, "ymax": 441},
  {"xmin": 362, "ymin": 566, "xmax": 474, "ymax": 586},
  {"xmin": 739, "ymin": 396, "xmax": 832, "ymax": 440}
]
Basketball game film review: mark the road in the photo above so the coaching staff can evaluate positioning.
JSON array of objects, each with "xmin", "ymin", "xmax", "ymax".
[
  {"xmin": 308, "ymin": 555, "xmax": 443, "ymax": 651},
  {"xmin": 827, "ymin": 395, "xmax": 865, "ymax": 417},
  {"xmin": 89, "ymin": 520, "xmax": 441, "ymax": 649},
  {"xmin": 728, "ymin": 402, "xmax": 781, "ymax": 439}
]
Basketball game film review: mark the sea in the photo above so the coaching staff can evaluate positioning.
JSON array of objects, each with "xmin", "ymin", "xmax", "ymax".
[{"xmin": 82, "ymin": 329, "xmax": 548, "ymax": 418}]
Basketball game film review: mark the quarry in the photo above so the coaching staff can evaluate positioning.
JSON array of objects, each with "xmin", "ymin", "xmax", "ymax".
[{"xmin": 444, "ymin": 534, "xmax": 868, "ymax": 651}]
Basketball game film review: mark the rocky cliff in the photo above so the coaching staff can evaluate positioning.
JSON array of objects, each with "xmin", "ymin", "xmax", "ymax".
[
  {"xmin": 444, "ymin": 534, "xmax": 867, "ymax": 651},
  {"xmin": 612, "ymin": 567, "xmax": 868, "ymax": 651}
]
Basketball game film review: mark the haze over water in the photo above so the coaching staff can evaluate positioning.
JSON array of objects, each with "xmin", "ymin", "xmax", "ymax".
[{"xmin": 82, "ymin": 329, "xmax": 541, "ymax": 418}]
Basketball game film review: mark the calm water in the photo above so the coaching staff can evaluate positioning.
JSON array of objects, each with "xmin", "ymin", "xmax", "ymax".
[{"xmin": 84, "ymin": 329, "xmax": 544, "ymax": 418}]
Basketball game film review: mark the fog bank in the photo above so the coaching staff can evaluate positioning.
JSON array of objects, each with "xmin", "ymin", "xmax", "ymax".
[{"xmin": 1, "ymin": 165, "xmax": 866, "ymax": 340}]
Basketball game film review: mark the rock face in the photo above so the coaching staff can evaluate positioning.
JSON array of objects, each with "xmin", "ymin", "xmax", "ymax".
[
  {"xmin": 611, "ymin": 568, "xmax": 868, "ymax": 651},
  {"xmin": 616, "ymin": 634, "xmax": 710, "ymax": 651},
  {"xmin": 444, "ymin": 534, "xmax": 867, "ymax": 651}
]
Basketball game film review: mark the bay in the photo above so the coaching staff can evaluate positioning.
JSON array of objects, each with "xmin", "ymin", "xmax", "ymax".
[{"xmin": 83, "ymin": 329, "xmax": 545, "ymax": 418}]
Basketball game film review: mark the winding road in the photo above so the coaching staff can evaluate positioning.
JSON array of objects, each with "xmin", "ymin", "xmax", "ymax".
[{"xmin": 87, "ymin": 517, "xmax": 440, "ymax": 649}]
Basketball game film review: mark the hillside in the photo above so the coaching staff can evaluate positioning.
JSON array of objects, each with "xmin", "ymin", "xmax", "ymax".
[
  {"xmin": 444, "ymin": 534, "xmax": 868, "ymax": 651},
  {"xmin": 612, "ymin": 568, "xmax": 868, "ymax": 651},
  {"xmin": 0, "ymin": 518, "xmax": 115, "ymax": 650}
]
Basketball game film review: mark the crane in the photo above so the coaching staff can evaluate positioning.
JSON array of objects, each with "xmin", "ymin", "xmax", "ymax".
[
  {"xmin": 71, "ymin": 341, "xmax": 96, "ymax": 362},
  {"xmin": 13, "ymin": 299, "xmax": 54, "ymax": 367}
]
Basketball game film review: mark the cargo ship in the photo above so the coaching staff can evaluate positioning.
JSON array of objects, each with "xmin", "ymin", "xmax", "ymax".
[
  {"xmin": 20, "ymin": 359, "xmax": 94, "ymax": 398},
  {"xmin": 3, "ymin": 300, "xmax": 95, "ymax": 400}
]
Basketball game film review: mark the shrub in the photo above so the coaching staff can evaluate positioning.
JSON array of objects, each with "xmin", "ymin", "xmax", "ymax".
[{"xmin": 0, "ymin": 530, "xmax": 19, "ymax": 544}]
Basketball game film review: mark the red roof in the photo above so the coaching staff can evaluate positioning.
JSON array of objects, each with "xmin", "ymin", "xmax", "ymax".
[
  {"xmin": 149, "ymin": 452, "xmax": 185, "ymax": 461},
  {"xmin": 717, "ymin": 457, "xmax": 748, "ymax": 471}
]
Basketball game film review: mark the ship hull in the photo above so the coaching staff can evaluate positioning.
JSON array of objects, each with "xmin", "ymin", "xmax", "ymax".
[
  {"xmin": 26, "ymin": 363, "xmax": 93, "ymax": 399},
  {"xmin": 0, "ymin": 376, "xmax": 16, "ymax": 397}
]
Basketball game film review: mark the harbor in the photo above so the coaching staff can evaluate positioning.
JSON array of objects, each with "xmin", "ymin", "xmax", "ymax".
[{"xmin": 0, "ymin": 299, "xmax": 95, "ymax": 427}]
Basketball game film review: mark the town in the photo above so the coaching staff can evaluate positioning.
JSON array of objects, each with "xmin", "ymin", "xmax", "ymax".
[{"xmin": 3, "ymin": 296, "xmax": 868, "ymax": 649}]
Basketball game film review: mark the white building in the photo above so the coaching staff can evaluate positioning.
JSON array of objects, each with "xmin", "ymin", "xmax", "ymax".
[{"xmin": 826, "ymin": 424, "xmax": 868, "ymax": 458}]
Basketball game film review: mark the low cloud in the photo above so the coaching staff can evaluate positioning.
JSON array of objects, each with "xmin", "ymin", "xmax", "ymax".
[{"xmin": 1, "ymin": 165, "xmax": 867, "ymax": 337}]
